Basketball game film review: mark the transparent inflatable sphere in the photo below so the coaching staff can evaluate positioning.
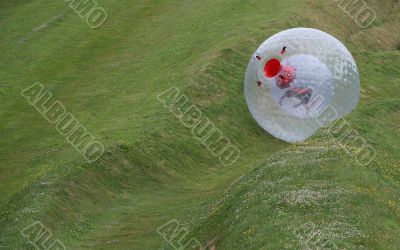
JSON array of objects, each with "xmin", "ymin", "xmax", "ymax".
[{"xmin": 244, "ymin": 28, "xmax": 360, "ymax": 142}]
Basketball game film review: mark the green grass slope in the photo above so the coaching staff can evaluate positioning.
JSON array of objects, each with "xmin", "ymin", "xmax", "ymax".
[
  {"xmin": 0, "ymin": 0, "xmax": 399, "ymax": 249},
  {"xmin": 190, "ymin": 1, "xmax": 400, "ymax": 248}
]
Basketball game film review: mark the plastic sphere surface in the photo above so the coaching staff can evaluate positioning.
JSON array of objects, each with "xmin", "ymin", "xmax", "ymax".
[{"xmin": 244, "ymin": 28, "xmax": 360, "ymax": 142}]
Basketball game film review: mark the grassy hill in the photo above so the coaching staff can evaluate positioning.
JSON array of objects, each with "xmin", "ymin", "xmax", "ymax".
[{"xmin": 0, "ymin": 0, "xmax": 399, "ymax": 249}]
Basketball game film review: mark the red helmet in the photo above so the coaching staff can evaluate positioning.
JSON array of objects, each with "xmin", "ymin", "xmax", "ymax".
[{"xmin": 264, "ymin": 58, "xmax": 296, "ymax": 89}]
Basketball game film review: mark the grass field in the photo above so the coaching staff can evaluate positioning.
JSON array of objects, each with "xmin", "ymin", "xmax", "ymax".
[{"xmin": 0, "ymin": 0, "xmax": 399, "ymax": 249}]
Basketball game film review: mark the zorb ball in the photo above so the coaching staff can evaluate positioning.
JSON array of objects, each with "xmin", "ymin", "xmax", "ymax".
[{"xmin": 244, "ymin": 28, "xmax": 360, "ymax": 142}]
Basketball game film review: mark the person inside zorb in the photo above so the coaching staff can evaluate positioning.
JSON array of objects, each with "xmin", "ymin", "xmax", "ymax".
[{"xmin": 258, "ymin": 47, "xmax": 314, "ymax": 109}]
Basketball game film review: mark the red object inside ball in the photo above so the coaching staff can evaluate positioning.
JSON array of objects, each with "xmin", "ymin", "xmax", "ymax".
[{"xmin": 264, "ymin": 58, "xmax": 281, "ymax": 78}]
